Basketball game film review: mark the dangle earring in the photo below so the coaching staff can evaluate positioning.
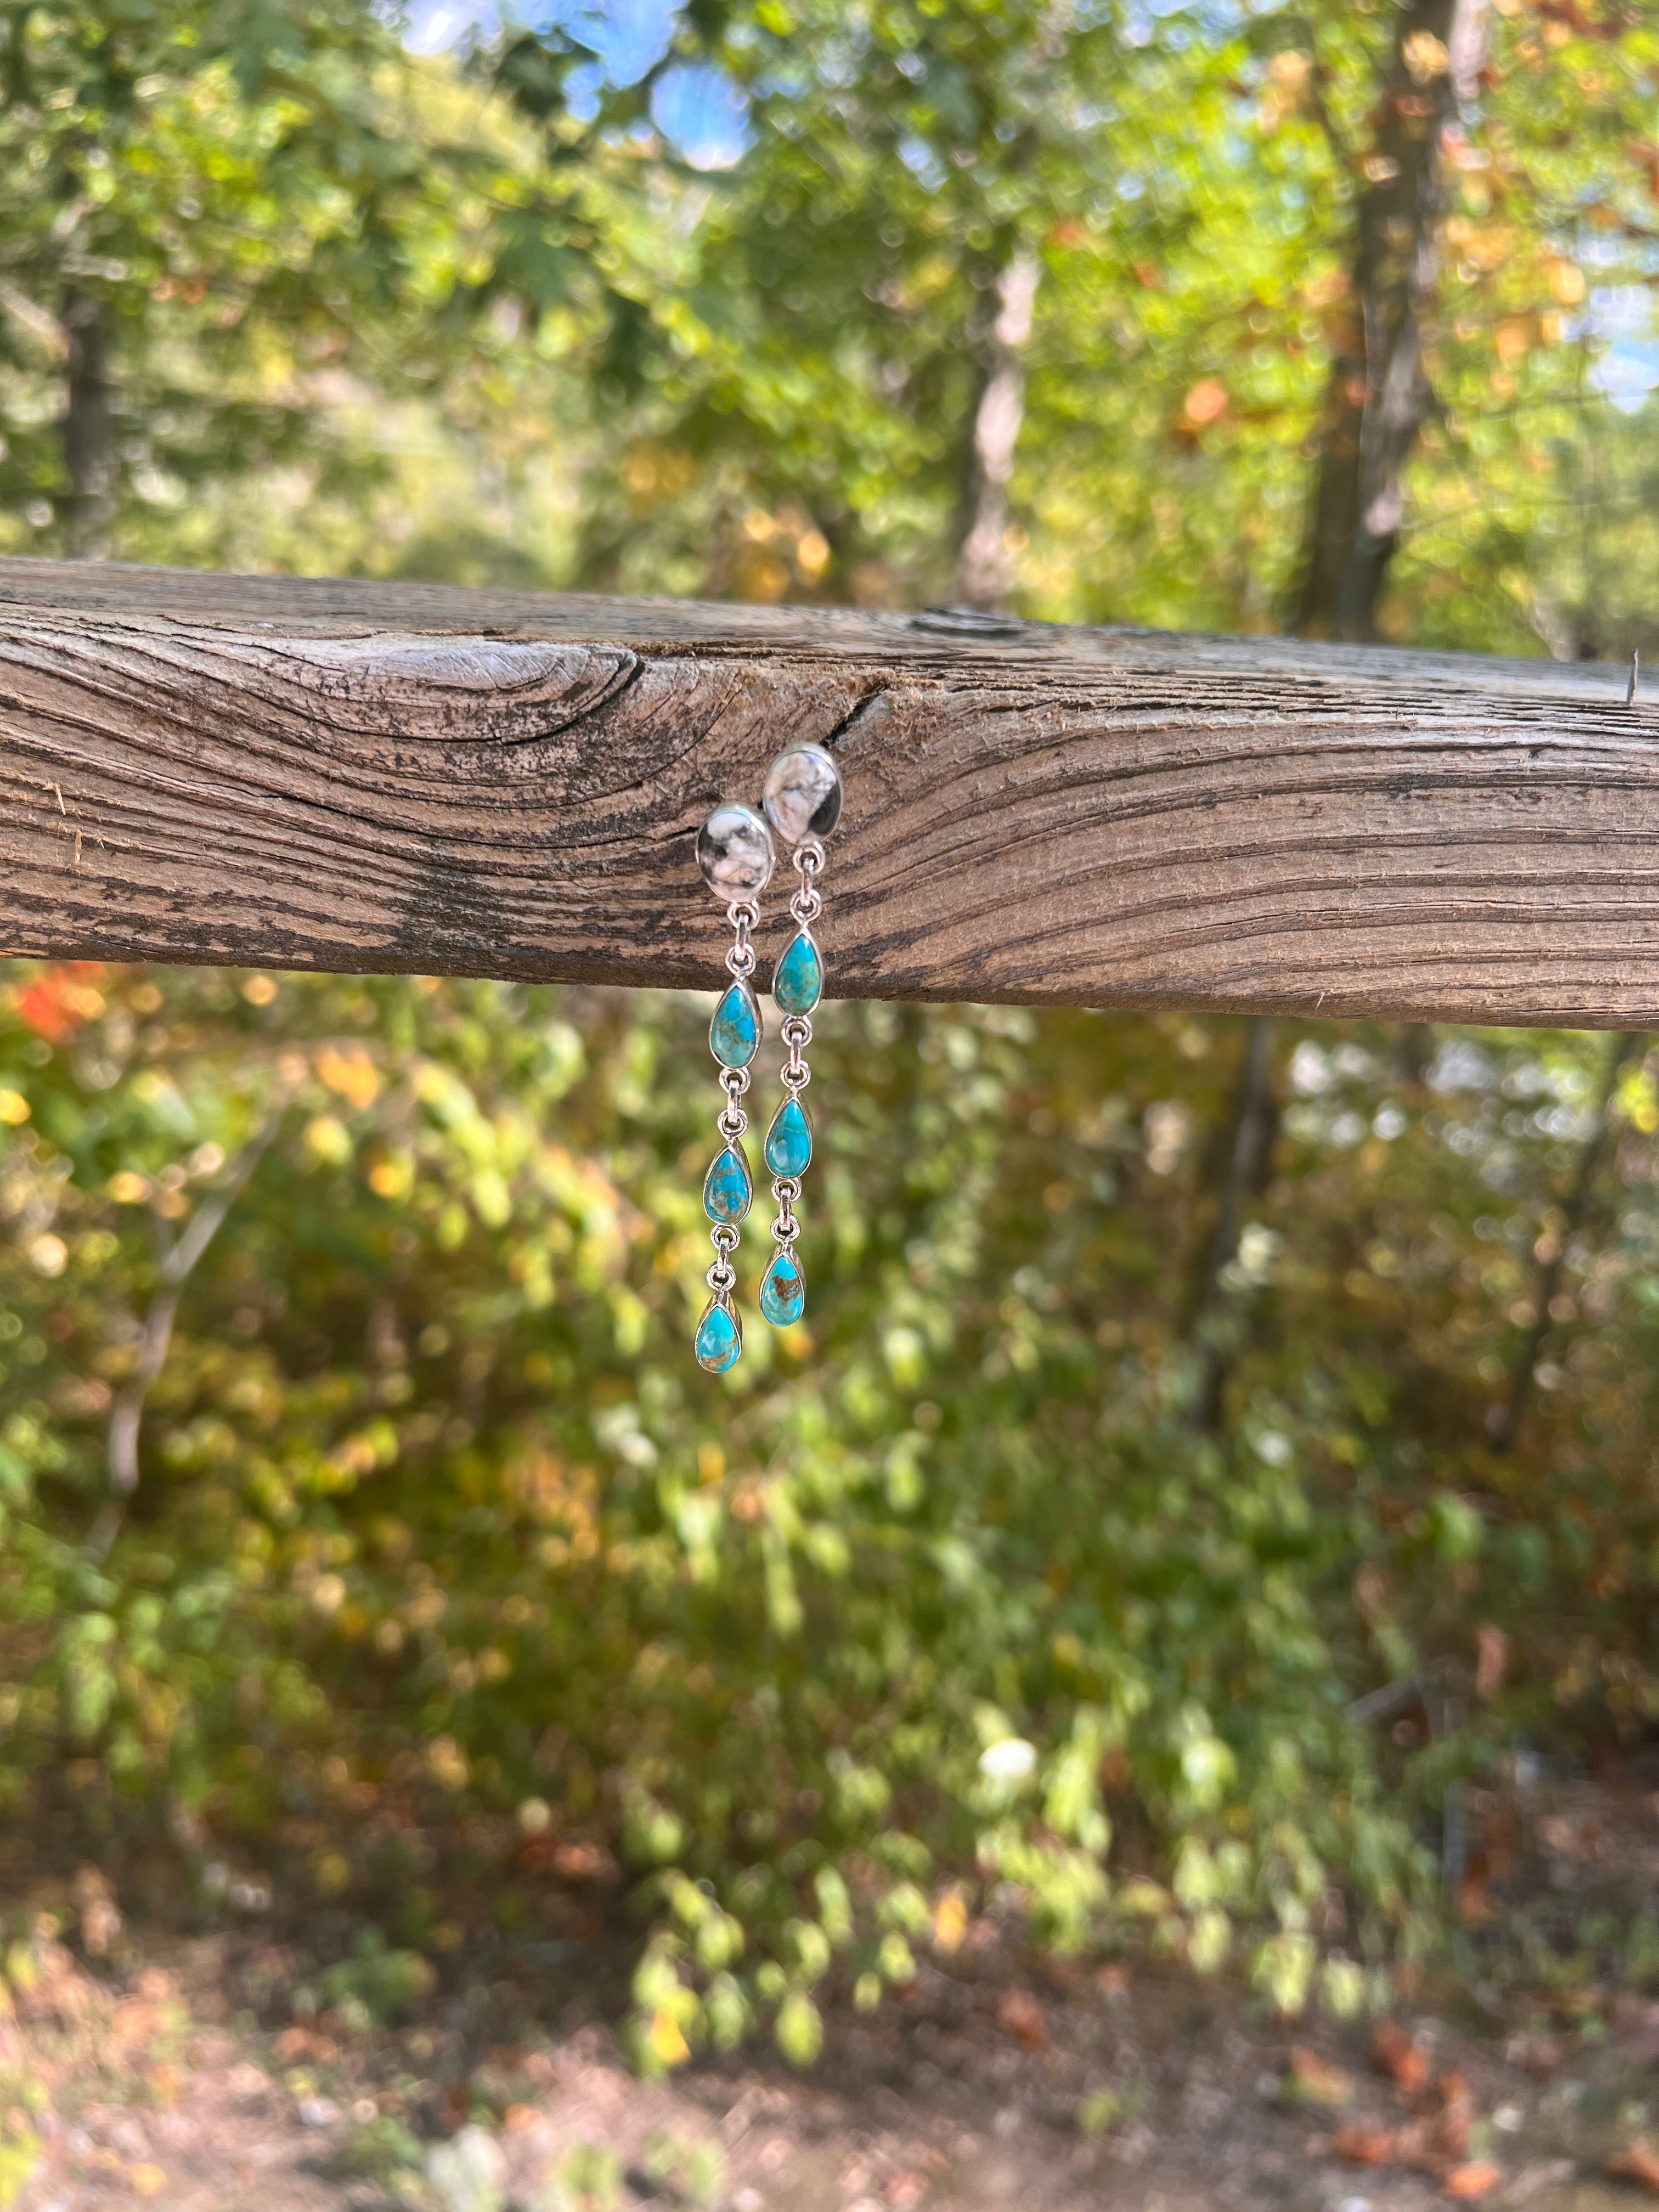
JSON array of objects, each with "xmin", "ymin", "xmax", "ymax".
[
  {"xmin": 757, "ymin": 744, "xmax": 843, "ymax": 1329},
  {"xmin": 693, "ymin": 803, "xmax": 777, "ymax": 1374}
]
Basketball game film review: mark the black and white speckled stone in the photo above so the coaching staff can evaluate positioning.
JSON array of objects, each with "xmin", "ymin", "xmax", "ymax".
[
  {"xmin": 697, "ymin": 803, "xmax": 776, "ymax": 900},
  {"xmin": 762, "ymin": 743, "xmax": 843, "ymax": 845}
]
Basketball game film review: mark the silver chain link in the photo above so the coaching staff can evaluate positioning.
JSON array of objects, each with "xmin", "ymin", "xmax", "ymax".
[
  {"xmin": 706, "ymin": 1217, "xmax": 740, "ymax": 1296},
  {"xmin": 763, "ymin": 842, "xmax": 825, "ymax": 1306},
  {"xmin": 779, "ymin": 1013, "xmax": 812, "ymax": 1094},
  {"xmin": 706, "ymin": 901, "xmax": 758, "ymax": 1316},
  {"xmin": 725, "ymin": 900, "xmax": 758, "ymax": 979},
  {"xmin": 717, "ymin": 1063, "xmax": 749, "ymax": 1141},
  {"xmin": 789, "ymin": 843, "xmax": 824, "ymax": 927},
  {"xmin": 770, "ymin": 1176, "xmax": 802, "ymax": 1246}
]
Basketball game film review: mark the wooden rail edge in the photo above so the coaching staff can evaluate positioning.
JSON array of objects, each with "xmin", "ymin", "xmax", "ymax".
[{"xmin": 0, "ymin": 555, "xmax": 1655, "ymax": 1028}]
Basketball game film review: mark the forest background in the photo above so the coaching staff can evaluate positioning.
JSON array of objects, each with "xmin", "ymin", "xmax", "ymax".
[{"xmin": 0, "ymin": 0, "xmax": 1657, "ymax": 2081}]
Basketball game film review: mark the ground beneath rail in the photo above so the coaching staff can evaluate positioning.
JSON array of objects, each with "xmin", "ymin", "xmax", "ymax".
[{"xmin": 7, "ymin": 1778, "xmax": 1659, "ymax": 2212}]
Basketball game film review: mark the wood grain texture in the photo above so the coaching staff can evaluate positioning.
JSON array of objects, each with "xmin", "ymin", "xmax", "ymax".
[{"xmin": 1, "ymin": 554, "xmax": 1657, "ymax": 1026}]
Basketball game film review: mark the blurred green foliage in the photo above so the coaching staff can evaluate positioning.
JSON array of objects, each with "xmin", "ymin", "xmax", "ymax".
[
  {"xmin": 1, "ymin": 0, "xmax": 1657, "ymax": 2073},
  {"xmin": 2, "ymin": 0, "xmax": 1655, "ymax": 645},
  {"xmin": 2, "ymin": 967, "xmax": 1657, "ymax": 2063}
]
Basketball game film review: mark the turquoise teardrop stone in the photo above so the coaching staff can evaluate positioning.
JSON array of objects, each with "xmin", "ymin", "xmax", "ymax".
[
  {"xmin": 759, "ymin": 1247, "xmax": 805, "ymax": 1327},
  {"xmin": 764, "ymin": 1097, "xmax": 812, "ymax": 1179},
  {"xmin": 710, "ymin": 980, "xmax": 760, "ymax": 1068},
  {"xmin": 773, "ymin": 930, "xmax": 823, "ymax": 1017},
  {"xmin": 702, "ymin": 1143, "xmax": 752, "ymax": 1223},
  {"xmin": 694, "ymin": 1299, "xmax": 741, "ymax": 1373}
]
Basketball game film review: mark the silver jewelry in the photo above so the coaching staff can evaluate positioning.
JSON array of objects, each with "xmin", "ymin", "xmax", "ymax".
[
  {"xmin": 695, "ymin": 803, "xmax": 775, "ymax": 1373},
  {"xmin": 758, "ymin": 746, "xmax": 842, "ymax": 1329}
]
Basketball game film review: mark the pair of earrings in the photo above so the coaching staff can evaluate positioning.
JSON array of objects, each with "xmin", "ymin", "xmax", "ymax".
[{"xmin": 691, "ymin": 742, "xmax": 844, "ymax": 1375}]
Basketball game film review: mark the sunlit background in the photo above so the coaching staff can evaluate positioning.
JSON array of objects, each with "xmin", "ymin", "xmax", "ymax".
[
  {"xmin": 4, "ymin": 0, "xmax": 1657, "ymax": 646},
  {"xmin": 1, "ymin": 0, "xmax": 1658, "ymax": 2128}
]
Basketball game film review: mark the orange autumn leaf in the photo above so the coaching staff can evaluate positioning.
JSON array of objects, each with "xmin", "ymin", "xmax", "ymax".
[
  {"xmin": 1180, "ymin": 377, "xmax": 1229, "ymax": 428},
  {"xmin": 1433, "ymin": 2070, "xmax": 1474, "ymax": 2160},
  {"xmin": 1455, "ymin": 1875, "xmax": 1493, "ymax": 1922},
  {"xmin": 1333, "ymin": 2123, "xmax": 1397, "ymax": 2166},
  {"xmin": 1374, "ymin": 2021, "xmax": 1431, "ymax": 2093},
  {"xmin": 1443, "ymin": 2163, "xmax": 1502, "ymax": 2200},
  {"xmin": 997, "ymin": 1988, "xmax": 1049, "ymax": 2050},
  {"xmin": 1609, "ymin": 2140, "xmax": 1659, "ymax": 2194},
  {"xmin": 932, "ymin": 1889, "xmax": 968, "ymax": 1955},
  {"xmin": 1286, "ymin": 2045, "xmax": 1353, "ymax": 2104},
  {"xmin": 646, "ymin": 2008, "xmax": 689, "ymax": 2067},
  {"xmin": 15, "ymin": 962, "xmax": 104, "ymax": 1042},
  {"xmin": 315, "ymin": 1042, "xmax": 380, "ymax": 1110}
]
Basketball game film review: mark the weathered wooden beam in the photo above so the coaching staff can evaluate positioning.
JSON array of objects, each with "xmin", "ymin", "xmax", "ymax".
[{"xmin": 0, "ymin": 555, "xmax": 1655, "ymax": 1026}]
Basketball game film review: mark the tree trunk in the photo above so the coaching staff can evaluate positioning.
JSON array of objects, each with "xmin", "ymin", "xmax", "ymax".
[
  {"xmin": 1187, "ymin": 1018, "xmax": 1277, "ymax": 1432},
  {"xmin": 1293, "ymin": 0, "xmax": 1489, "ymax": 640},
  {"xmin": 61, "ymin": 288, "xmax": 116, "ymax": 561},
  {"xmin": 1488, "ymin": 1030, "xmax": 1645, "ymax": 1452},
  {"xmin": 954, "ymin": 252, "xmax": 1039, "ymax": 611}
]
